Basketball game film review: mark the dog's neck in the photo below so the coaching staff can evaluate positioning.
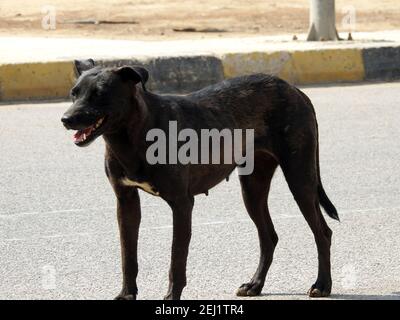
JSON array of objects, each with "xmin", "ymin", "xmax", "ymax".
[{"xmin": 103, "ymin": 90, "xmax": 159, "ymax": 176}]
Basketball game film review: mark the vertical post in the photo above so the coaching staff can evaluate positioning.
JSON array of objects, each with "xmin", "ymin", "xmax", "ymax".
[{"xmin": 307, "ymin": 0, "xmax": 339, "ymax": 41}]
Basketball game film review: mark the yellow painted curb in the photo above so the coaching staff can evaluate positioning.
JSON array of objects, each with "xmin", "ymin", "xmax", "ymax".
[
  {"xmin": 0, "ymin": 62, "xmax": 75, "ymax": 101},
  {"xmin": 221, "ymin": 49, "xmax": 365, "ymax": 85},
  {"xmin": 0, "ymin": 49, "xmax": 366, "ymax": 102},
  {"xmin": 222, "ymin": 51, "xmax": 293, "ymax": 80},
  {"xmin": 288, "ymin": 49, "xmax": 365, "ymax": 84}
]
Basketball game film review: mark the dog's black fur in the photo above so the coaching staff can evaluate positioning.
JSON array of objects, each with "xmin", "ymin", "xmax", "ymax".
[{"xmin": 62, "ymin": 59, "xmax": 338, "ymax": 300}]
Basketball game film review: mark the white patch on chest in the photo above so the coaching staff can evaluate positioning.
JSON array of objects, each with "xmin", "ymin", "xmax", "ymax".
[{"xmin": 120, "ymin": 177, "xmax": 160, "ymax": 196}]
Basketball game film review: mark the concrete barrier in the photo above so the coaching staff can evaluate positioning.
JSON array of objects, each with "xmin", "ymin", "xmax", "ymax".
[
  {"xmin": 0, "ymin": 62, "xmax": 75, "ymax": 101},
  {"xmin": 363, "ymin": 46, "xmax": 400, "ymax": 81},
  {"xmin": 0, "ymin": 45, "xmax": 399, "ymax": 102}
]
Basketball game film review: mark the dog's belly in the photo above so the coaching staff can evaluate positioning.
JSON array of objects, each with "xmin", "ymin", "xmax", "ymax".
[
  {"xmin": 120, "ymin": 177, "xmax": 160, "ymax": 196},
  {"xmin": 189, "ymin": 164, "xmax": 236, "ymax": 195}
]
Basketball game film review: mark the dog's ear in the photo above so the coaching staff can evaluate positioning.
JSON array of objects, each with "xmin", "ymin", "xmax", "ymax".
[
  {"xmin": 115, "ymin": 66, "xmax": 149, "ymax": 91},
  {"xmin": 74, "ymin": 59, "xmax": 95, "ymax": 76}
]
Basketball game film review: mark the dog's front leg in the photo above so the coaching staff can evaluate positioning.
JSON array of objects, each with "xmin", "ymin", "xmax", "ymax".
[
  {"xmin": 115, "ymin": 188, "xmax": 141, "ymax": 300},
  {"xmin": 164, "ymin": 196, "xmax": 194, "ymax": 300}
]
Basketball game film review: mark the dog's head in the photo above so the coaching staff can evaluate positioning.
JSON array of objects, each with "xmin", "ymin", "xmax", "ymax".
[{"xmin": 61, "ymin": 59, "xmax": 149, "ymax": 147}]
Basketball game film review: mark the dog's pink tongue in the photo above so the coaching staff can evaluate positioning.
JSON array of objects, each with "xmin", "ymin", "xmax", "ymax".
[{"xmin": 74, "ymin": 127, "xmax": 92, "ymax": 142}]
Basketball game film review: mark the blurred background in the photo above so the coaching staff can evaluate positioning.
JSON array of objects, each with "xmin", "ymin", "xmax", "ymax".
[{"xmin": 1, "ymin": 0, "xmax": 399, "ymax": 40}]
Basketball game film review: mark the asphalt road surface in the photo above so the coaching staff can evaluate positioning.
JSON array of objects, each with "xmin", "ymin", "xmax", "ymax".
[{"xmin": 1, "ymin": 82, "xmax": 400, "ymax": 300}]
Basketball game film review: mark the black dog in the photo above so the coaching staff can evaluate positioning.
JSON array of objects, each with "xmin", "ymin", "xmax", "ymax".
[{"xmin": 61, "ymin": 59, "xmax": 338, "ymax": 300}]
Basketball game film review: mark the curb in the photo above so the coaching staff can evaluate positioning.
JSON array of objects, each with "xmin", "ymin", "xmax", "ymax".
[
  {"xmin": 362, "ymin": 47, "xmax": 400, "ymax": 80},
  {"xmin": 98, "ymin": 56, "xmax": 225, "ymax": 93},
  {"xmin": 221, "ymin": 49, "xmax": 365, "ymax": 84},
  {"xmin": 1, "ymin": 46, "xmax": 400, "ymax": 102},
  {"xmin": 0, "ymin": 62, "xmax": 76, "ymax": 101}
]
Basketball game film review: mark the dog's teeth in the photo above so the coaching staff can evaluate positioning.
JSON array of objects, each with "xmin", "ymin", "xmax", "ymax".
[{"xmin": 94, "ymin": 118, "xmax": 103, "ymax": 129}]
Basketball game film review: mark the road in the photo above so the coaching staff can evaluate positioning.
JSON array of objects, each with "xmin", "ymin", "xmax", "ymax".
[{"xmin": 0, "ymin": 82, "xmax": 400, "ymax": 300}]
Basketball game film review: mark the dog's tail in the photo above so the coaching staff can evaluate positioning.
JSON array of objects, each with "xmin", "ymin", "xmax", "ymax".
[
  {"xmin": 316, "ymin": 130, "xmax": 339, "ymax": 221},
  {"xmin": 296, "ymin": 87, "xmax": 339, "ymax": 221},
  {"xmin": 318, "ymin": 182, "xmax": 339, "ymax": 221}
]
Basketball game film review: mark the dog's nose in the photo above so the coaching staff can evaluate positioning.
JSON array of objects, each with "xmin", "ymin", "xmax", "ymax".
[{"xmin": 61, "ymin": 115, "xmax": 74, "ymax": 128}]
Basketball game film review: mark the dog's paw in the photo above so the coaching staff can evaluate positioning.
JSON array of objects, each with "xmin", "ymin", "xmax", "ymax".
[
  {"xmin": 236, "ymin": 281, "xmax": 263, "ymax": 297},
  {"xmin": 114, "ymin": 292, "xmax": 136, "ymax": 300},
  {"xmin": 163, "ymin": 292, "xmax": 181, "ymax": 300},
  {"xmin": 308, "ymin": 283, "xmax": 331, "ymax": 298},
  {"xmin": 163, "ymin": 293, "xmax": 173, "ymax": 300}
]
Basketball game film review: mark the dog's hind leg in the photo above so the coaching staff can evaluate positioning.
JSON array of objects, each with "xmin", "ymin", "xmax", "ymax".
[
  {"xmin": 236, "ymin": 153, "xmax": 278, "ymax": 297},
  {"xmin": 164, "ymin": 195, "xmax": 194, "ymax": 300},
  {"xmin": 280, "ymin": 139, "xmax": 333, "ymax": 298}
]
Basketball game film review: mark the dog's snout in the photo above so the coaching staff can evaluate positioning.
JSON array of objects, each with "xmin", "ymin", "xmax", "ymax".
[
  {"xmin": 61, "ymin": 106, "xmax": 84, "ymax": 129},
  {"xmin": 61, "ymin": 114, "xmax": 74, "ymax": 128},
  {"xmin": 61, "ymin": 107, "xmax": 101, "ymax": 131}
]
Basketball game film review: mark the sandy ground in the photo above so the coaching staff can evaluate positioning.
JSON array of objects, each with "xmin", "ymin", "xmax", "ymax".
[{"xmin": 0, "ymin": 0, "xmax": 399, "ymax": 40}]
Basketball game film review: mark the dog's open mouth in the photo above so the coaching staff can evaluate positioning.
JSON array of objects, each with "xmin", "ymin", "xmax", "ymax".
[{"xmin": 74, "ymin": 117, "xmax": 106, "ymax": 146}]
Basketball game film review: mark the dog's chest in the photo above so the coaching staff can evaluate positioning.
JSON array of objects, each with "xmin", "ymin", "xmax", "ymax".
[{"xmin": 120, "ymin": 177, "xmax": 160, "ymax": 196}]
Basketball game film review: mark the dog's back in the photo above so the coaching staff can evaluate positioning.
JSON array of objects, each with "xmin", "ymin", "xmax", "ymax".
[{"xmin": 184, "ymin": 74, "xmax": 317, "ymax": 152}]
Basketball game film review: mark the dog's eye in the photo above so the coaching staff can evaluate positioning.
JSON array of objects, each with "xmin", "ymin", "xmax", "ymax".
[
  {"xmin": 70, "ymin": 88, "xmax": 80, "ymax": 101},
  {"xmin": 70, "ymin": 88, "xmax": 79, "ymax": 97}
]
